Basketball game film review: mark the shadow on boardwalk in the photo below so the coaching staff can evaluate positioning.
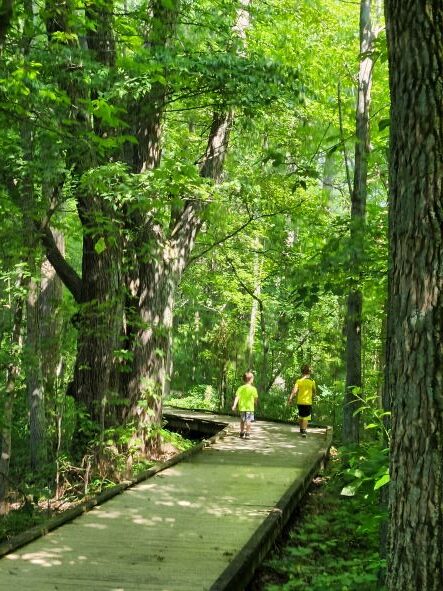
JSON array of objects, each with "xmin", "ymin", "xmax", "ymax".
[{"xmin": 0, "ymin": 410, "xmax": 331, "ymax": 591}]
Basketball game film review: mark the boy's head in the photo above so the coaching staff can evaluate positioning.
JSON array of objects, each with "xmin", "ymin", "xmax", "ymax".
[
  {"xmin": 301, "ymin": 364, "xmax": 311, "ymax": 376},
  {"xmin": 243, "ymin": 371, "xmax": 254, "ymax": 383}
]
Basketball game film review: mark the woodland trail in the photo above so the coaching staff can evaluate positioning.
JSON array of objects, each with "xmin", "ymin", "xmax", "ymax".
[{"xmin": 0, "ymin": 410, "xmax": 331, "ymax": 591}]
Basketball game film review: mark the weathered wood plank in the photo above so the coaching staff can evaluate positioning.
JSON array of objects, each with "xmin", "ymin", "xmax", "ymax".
[{"xmin": 0, "ymin": 412, "xmax": 331, "ymax": 590}]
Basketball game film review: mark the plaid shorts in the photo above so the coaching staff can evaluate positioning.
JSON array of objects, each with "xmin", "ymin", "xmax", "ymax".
[{"xmin": 240, "ymin": 411, "xmax": 254, "ymax": 422}]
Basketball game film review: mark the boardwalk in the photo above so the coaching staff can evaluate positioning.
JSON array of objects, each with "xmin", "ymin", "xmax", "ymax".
[{"xmin": 0, "ymin": 411, "xmax": 331, "ymax": 591}]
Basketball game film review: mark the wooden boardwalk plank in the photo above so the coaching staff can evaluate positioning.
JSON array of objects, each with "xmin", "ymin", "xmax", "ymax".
[{"xmin": 0, "ymin": 411, "xmax": 331, "ymax": 591}]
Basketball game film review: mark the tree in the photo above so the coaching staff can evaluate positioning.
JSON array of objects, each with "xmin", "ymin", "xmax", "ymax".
[
  {"xmin": 0, "ymin": 0, "xmax": 13, "ymax": 48},
  {"xmin": 2, "ymin": 0, "xmax": 261, "ymax": 444},
  {"xmin": 343, "ymin": 0, "xmax": 377, "ymax": 443},
  {"xmin": 0, "ymin": 278, "xmax": 24, "ymax": 513},
  {"xmin": 384, "ymin": 2, "xmax": 443, "ymax": 589}
]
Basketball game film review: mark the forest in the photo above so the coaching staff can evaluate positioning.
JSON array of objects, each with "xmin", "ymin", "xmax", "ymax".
[{"xmin": 0, "ymin": 0, "xmax": 441, "ymax": 590}]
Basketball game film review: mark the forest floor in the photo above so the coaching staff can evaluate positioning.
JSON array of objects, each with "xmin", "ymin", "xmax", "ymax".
[
  {"xmin": 248, "ymin": 447, "xmax": 387, "ymax": 591},
  {"xmin": 0, "ymin": 430, "xmax": 193, "ymax": 545}
]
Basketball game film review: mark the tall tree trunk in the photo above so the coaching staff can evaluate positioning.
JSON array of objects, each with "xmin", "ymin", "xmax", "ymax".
[
  {"xmin": 70, "ymin": 208, "xmax": 122, "ymax": 420},
  {"xmin": 343, "ymin": 0, "xmax": 375, "ymax": 443},
  {"xmin": 322, "ymin": 148, "xmax": 336, "ymax": 208},
  {"xmin": 21, "ymin": 146, "xmax": 47, "ymax": 470},
  {"xmin": 384, "ymin": 2, "xmax": 443, "ymax": 589},
  {"xmin": 124, "ymin": 1, "xmax": 250, "ymax": 446},
  {"xmin": 0, "ymin": 0, "xmax": 13, "ymax": 49},
  {"xmin": 258, "ymin": 297, "xmax": 269, "ymax": 384},
  {"xmin": 39, "ymin": 230, "xmax": 65, "ymax": 404},
  {"xmin": 26, "ymin": 274, "xmax": 47, "ymax": 471},
  {"xmin": 132, "ymin": 0, "xmax": 178, "ymax": 173},
  {"xmin": 20, "ymin": 5, "xmax": 48, "ymax": 469},
  {"xmin": 126, "ymin": 115, "xmax": 234, "ymax": 445},
  {"xmin": 0, "ymin": 285, "xmax": 24, "ymax": 514},
  {"xmin": 42, "ymin": 0, "xmax": 124, "ymax": 422},
  {"xmin": 246, "ymin": 247, "xmax": 261, "ymax": 369}
]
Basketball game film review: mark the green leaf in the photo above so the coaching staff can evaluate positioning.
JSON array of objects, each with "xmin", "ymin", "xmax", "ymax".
[
  {"xmin": 340, "ymin": 485, "xmax": 357, "ymax": 497},
  {"xmin": 94, "ymin": 237, "xmax": 107, "ymax": 254},
  {"xmin": 374, "ymin": 473, "xmax": 390, "ymax": 490}
]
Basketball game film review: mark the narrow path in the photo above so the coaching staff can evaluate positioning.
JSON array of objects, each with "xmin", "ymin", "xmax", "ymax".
[{"xmin": 0, "ymin": 411, "xmax": 331, "ymax": 591}]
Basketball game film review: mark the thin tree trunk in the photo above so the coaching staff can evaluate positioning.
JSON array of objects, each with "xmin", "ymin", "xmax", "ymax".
[
  {"xmin": 343, "ymin": 0, "xmax": 375, "ymax": 443},
  {"xmin": 27, "ymin": 275, "xmax": 47, "ymax": 471},
  {"xmin": 322, "ymin": 148, "xmax": 336, "ymax": 208},
  {"xmin": 39, "ymin": 230, "xmax": 65, "ymax": 489},
  {"xmin": 246, "ymin": 247, "xmax": 261, "ymax": 369},
  {"xmin": 246, "ymin": 296, "xmax": 259, "ymax": 369},
  {"xmin": 39, "ymin": 230, "xmax": 65, "ymax": 404},
  {"xmin": 0, "ymin": 285, "xmax": 24, "ymax": 514},
  {"xmin": 384, "ymin": 2, "xmax": 443, "ymax": 589},
  {"xmin": 259, "ymin": 300, "xmax": 269, "ymax": 388}
]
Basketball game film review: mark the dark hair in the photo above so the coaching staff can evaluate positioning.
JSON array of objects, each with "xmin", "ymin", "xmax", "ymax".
[
  {"xmin": 301, "ymin": 365, "xmax": 311, "ymax": 376},
  {"xmin": 243, "ymin": 371, "xmax": 254, "ymax": 383}
]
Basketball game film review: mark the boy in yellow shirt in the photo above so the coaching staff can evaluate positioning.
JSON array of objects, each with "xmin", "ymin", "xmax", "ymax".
[
  {"xmin": 287, "ymin": 365, "xmax": 316, "ymax": 437},
  {"xmin": 232, "ymin": 371, "xmax": 259, "ymax": 439}
]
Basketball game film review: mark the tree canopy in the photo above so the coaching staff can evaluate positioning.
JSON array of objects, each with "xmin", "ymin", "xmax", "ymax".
[{"xmin": 0, "ymin": 1, "xmax": 441, "ymax": 589}]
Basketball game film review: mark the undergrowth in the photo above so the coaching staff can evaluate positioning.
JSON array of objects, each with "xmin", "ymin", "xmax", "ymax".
[
  {"xmin": 250, "ymin": 447, "xmax": 387, "ymax": 591},
  {"xmin": 0, "ymin": 426, "xmax": 194, "ymax": 545}
]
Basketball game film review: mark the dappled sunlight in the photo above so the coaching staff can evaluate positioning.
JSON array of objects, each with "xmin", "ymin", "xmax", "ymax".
[
  {"xmin": 177, "ymin": 499, "xmax": 200, "ymax": 508},
  {"xmin": 132, "ymin": 515, "xmax": 176, "ymax": 527},
  {"xmin": 5, "ymin": 545, "xmax": 75, "ymax": 568},
  {"xmin": 0, "ymin": 412, "xmax": 329, "ymax": 590},
  {"xmin": 91, "ymin": 509, "xmax": 123, "ymax": 520}
]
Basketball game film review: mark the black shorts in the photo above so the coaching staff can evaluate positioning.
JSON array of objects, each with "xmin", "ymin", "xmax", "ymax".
[{"xmin": 297, "ymin": 404, "xmax": 312, "ymax": 418}]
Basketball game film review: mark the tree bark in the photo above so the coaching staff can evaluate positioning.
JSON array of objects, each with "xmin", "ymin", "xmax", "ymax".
[
  {"xmin": 384, "ymin": 2, "xmax": 443, "ymax": 589},
  {"xmin": 38, "ymin": 0, "xmax": 247, "ymax": 436},
  {"xmin": 0, "ymin": 0, "xmax": 13, "ymax": 49},
  {"xmin": 39, "ymin": 231, "xmax": 65, "ymax": 410},
  {"xmin": 0, "ymin": 285, "xmax": 24, "ymax": 514},
  {"xmin": 246, "ymin": 277, "xmax": 260, "ymax": 369},
  {"xmin": 132, "ymin": 0, "xmax": 179, "ymax": 173},
  {"xmin": 122, "ymin": 1, "xmax": 247, "ymax": 445},
  {"xmin": 26, "ymin": 274, "xmax": 47, "ymax": 471},
  {"xmin": 124, "ymin": 114, "xmax": 232, "ymax": 435},
  {"xmin": 42, "ymin": 0, "xmax": 125, "ymax": 421},
  {"xmin": 343, "ymin": 0, "xmax": 375, "ymax": 443},
  {"xmin": 20, "ymin": 7, "xmax": 49, "ymax": 469}
]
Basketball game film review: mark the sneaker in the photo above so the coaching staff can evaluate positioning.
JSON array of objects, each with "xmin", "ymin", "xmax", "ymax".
[
  {"xmin": 244, "ymin": 433, "xmax": 251, "ymax": 439},
  {"xmin": 239, "ymin": 432, "xmax": 245, "ymax": 438},
  {"xmin": 301, "ymin": 430, "xmax": 307, "ymax": 438}
]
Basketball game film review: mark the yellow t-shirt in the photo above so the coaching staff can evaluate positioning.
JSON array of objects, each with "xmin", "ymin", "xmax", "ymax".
[
  {"xmin": 236, "ymin": 384, "xmax": 258, "ymax": 411},
  {"xmin": 295, "ymin": 377, "xmax": 316, "ymax": 405}
]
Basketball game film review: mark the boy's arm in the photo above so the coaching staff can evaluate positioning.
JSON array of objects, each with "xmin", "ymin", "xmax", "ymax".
[
  {"xmin": 232, "ymin": 395, "xmax": 239, "ymax": 411},
  {"xmin": 288, "ymin": 384, "xmax": 298, "ymax": 404}
]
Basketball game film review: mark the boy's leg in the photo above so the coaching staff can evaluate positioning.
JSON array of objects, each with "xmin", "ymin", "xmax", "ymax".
[
  {"xmin": 240, "ymin": 417, "xmax": 245, "ymax": 437},
  {"xmin": 297, "ymin": 405, "xmax": 311, "ymax": 436},
  {"xmin": 244, "ymin": 412, "xmax": 253, "ymax": 438}
]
